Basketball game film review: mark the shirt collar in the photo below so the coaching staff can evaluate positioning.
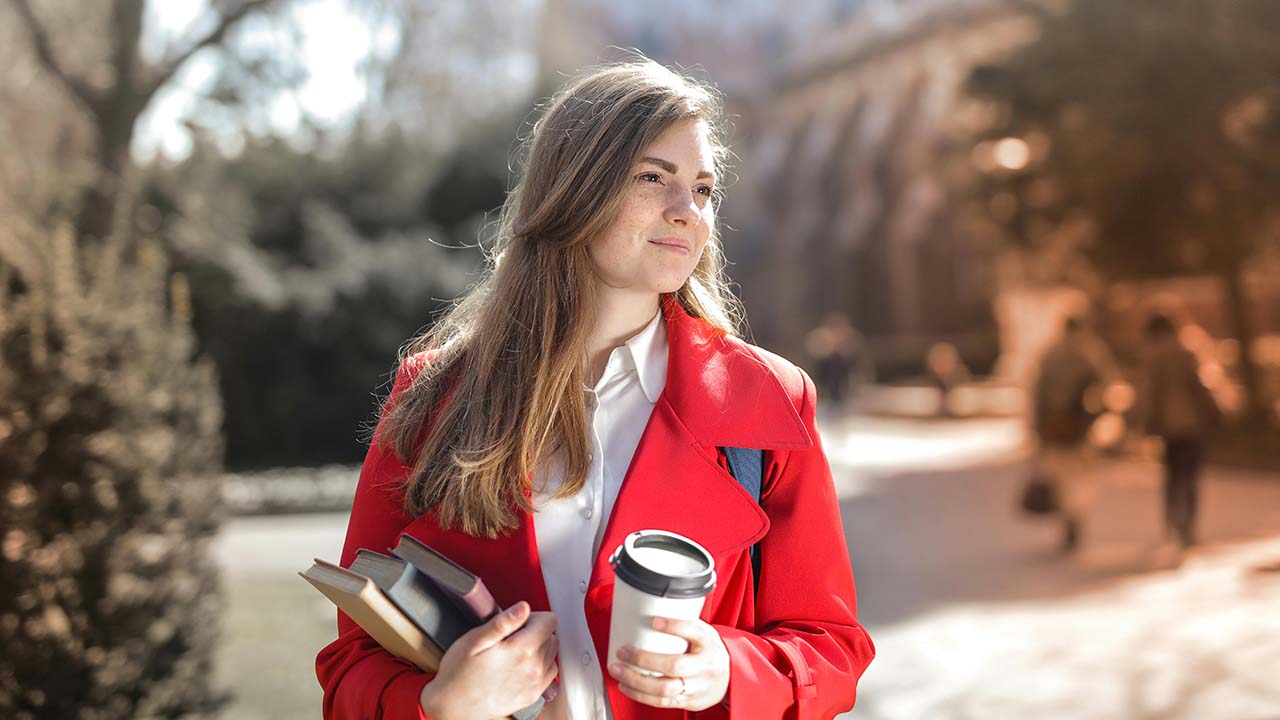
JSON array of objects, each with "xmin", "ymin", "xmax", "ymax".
[
  {"xmin": 624, "ymin": 307, "xmax": 668, "ymax": 404},
  {"xmin": 589, "ymin": 308, "xmax": 668, "ymax": 403}
]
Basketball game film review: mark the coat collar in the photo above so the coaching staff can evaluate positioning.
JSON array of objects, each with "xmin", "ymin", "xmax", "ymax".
[{"xmin": 658, "ymin": 293, "xmax": 811, "ymax": 451}]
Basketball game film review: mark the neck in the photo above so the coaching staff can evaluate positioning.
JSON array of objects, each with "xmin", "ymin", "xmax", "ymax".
[{"xmin": 584, "ymin": 288, "xmax": 660, "ymax": 387}]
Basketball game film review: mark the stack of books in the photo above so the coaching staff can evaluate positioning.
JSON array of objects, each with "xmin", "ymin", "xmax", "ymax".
[{"xmin": 302, "ymin": 534, "xmax": 547, "ymax": 720}]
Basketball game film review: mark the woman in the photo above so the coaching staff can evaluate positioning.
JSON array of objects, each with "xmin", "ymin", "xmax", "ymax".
[{"xmin": 316, "ymin": 58, "xmax": 874, "ymax": 720}]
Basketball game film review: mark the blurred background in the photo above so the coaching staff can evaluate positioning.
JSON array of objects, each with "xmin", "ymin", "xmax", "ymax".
[{"xmin": 2, "ymin": 0, "xmax": 1279, "ymax": 718}]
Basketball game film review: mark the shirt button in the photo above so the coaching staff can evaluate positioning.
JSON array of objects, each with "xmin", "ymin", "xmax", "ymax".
[
  {"xmin": 581, "ymin": 652, "xmax": 592, "ymax": 667},
  {"xmin": 582, "ymin": 506, "xmax": 593, "ymax": 519},
  {"xmin": 579, "ymin": 579, "xmax": 588, "ymax": 593}
]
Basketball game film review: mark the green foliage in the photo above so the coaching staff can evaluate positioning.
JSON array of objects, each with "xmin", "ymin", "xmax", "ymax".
[
  {"xmin": 962, "ymin": 0, "xmax": 1280, "ymax": 279},
  {"xmin": 143, "ymin": 124, "xmax": 515, "ymax": 468},
  {"xmin": 0, "ymin": 227, "xmax": 226, "ymax": 719}
]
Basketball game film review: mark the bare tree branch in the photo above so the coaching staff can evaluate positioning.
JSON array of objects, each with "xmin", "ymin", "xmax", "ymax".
[
  {"xmin": 141, "ymin": 0, "xmax": 281, "ymax": 104},
  {"xmin": 5, "ymin": 0, "xmax": 102, "ymax": 113}
]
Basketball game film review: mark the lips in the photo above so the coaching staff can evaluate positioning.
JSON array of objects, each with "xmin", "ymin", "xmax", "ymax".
[{"xmin": 649, "ymin": 237, "xmax": 692, "ymax": 254}]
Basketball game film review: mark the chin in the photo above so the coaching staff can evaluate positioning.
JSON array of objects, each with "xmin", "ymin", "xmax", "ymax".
[
  {"xmin": 652, "ymin": 275, "xmax": 694, "ymax": 295},
  {"xmin": 652, "ymin": 266, "xmax": 699, "ymax": 294}
]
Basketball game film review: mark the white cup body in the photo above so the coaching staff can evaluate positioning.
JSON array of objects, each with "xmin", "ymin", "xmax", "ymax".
[{"xmin": 607, "ymin": 577, "xmax": 707, "ymax": 676}]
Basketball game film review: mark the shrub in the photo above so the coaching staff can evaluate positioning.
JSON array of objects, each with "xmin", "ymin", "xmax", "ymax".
[{"xmin": 0, "ymin": 226, "xmax": 226, "ymax": 719}]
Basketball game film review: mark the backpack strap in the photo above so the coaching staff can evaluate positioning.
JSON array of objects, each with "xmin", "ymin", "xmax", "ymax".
[{"xmin": 720, "ymin": 446, "xmax": 765, "ymax": 597}]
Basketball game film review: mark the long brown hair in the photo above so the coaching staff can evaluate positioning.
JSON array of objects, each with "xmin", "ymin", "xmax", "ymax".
[{"xmin": 379, "ymin": 58, "xmax": 744, "ymax": 538}]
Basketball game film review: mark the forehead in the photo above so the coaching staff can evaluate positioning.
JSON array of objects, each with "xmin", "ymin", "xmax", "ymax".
[{"xmin": 640, "ymin": 118, "xmax": 716, "ymax": 171}]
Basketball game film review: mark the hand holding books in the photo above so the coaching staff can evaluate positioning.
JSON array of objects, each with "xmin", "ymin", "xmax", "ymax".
[
  {"xmin": 302, "ymin": 534, "xmax": 557, "ymax": 720},
  {"xmin": 419, "ymin": 601, "xmax": 560, "ymax": 720}
]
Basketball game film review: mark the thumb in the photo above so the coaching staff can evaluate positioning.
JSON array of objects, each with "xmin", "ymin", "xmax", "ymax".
[{"xmin": 466, "ymin": 601, "xmax": 529, "ymax": 654}]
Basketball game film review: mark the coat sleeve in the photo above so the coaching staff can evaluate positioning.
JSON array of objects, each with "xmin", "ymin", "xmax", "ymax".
[
  {"xmin": 315, "ymin": 354, "xmax": 439, "ymax": 720},
  {"xmin": 714, "ymin": 367, "xmax": 874, "ymax": 719}
]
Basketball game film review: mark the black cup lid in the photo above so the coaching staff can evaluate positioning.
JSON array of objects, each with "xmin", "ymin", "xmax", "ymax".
[{"xmin": 609, "ymin": 530, "xmax": 716, "ymax": 599}]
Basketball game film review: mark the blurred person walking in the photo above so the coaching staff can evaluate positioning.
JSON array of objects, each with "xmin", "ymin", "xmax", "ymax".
[
  {"xmin": 1030, "ymin": 316, "xmax": 1109, "ymax": 552},
  {"xmin": 926, "ymin": 342, "xmax": 970, "ymax": 418},
  {"xmin": 805, "ymin": 312, "xmax": 872, "ymax": 412},
  {"xmin": 1132, "ymin": 313, "xmax": 1220, "ymax": 549}
]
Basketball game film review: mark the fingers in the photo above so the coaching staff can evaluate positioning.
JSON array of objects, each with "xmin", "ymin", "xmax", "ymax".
[
  {"xmin": 534, "ymin": 634, "xmax": 560, "ymax": 703},
  {"xmin": 612, "ymin": 664, "xmax": 692, "ymax": 709},
  {"xmin": 613, "ymin": 645, "xmax": 701, "ymax": 678},
  {"xmin": 538, "ymin": 631, "xmax": 560, "ymax": 674},
  {"xmin": 650, "ymin": 616, "xmax": 711, "ymax": 650},
  {"xmin": 509, "ymin": 610, "xmax": 557, "ymax": 645},
  {"xmin": 467, "ymin": 601, "xmax": 530, "ymax": 653}
]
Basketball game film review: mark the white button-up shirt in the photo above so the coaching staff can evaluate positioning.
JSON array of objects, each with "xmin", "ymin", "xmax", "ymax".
[{"xmin": 532, "ymin": 309, "xmax": 668, "ymax": 720}]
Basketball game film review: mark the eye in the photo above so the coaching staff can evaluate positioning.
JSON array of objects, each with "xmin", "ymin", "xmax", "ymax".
[
  {"xmin": 637, "ymin": 172, "xmax": 663, "ymax": 184},
  {"xmin": 695, "ymin": 185, "xmax": 713, "ymax": 197}
]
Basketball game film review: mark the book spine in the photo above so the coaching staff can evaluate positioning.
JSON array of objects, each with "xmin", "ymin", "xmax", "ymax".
[
  {"xmin": 387, "ymin": 569, "xmax": 472, "ymax": 649},
  {"xmin": 448, "ymin": 582, "xmax": 500, "ymax": 624}
]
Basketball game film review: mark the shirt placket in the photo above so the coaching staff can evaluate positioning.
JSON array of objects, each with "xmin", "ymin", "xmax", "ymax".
[
  {"xmin": 584, "ymin": 388, "xmax": 603, "ymax": 528},
  {"xmin": 576, "ymin": 386, "xmax": 606, "ymax": 695}
]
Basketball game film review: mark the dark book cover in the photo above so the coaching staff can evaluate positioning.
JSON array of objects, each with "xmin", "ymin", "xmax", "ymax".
[
  {"xmin": 350, "ymin": 549, "xmax": 472, "ymax": 650},
  {"xmin": 390, "ymin": 534, "xmax": 501, "ymax": 623}
]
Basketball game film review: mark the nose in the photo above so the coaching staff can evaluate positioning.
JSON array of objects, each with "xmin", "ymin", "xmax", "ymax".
[{"xmin": 662, "ymin": 184, "xmax": 700, "ymax": 227}]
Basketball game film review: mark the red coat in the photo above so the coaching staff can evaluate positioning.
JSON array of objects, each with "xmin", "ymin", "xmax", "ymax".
[{"xmin": 316, "ymin": 297, "xmax": 874, "ymax": 719}]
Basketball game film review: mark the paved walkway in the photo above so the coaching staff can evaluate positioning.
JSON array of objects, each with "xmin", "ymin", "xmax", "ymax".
[{"xmin": 824, "ymin": 415, "xmax": 1280, "ymax": 720}]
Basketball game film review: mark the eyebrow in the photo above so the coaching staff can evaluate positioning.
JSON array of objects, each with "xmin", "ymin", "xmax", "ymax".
[{"xmin": 640, "ymin": 156, "xmax": 715, "ymax": 181}]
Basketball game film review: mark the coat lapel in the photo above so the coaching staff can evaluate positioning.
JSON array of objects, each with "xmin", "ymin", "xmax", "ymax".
[
  {"xmin": 587, "ymin": 295, "xmax": 813, "ymax": 593},
  {"xmin": 584, "ymin": 296, "xmax": 814, "ymax": 716},
  {"xmin": 585, "ymin": 395, "xmax": 766, "ymax": 599}
]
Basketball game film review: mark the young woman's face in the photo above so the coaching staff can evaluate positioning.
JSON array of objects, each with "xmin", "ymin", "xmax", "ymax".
[{"xmin": 588, "ymin": 118, "xmax": 717, "ymax": 298}]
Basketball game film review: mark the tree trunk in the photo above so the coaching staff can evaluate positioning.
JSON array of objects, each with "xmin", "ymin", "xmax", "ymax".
[
  {"xmin": 73, "ymin": 0, "xmax": 146, "ymax": 245},
  {"xmin": 1220, "ymin": 255, "xmax": 1265, "ymax": 421},
  {"xmin": 76, "ymin": 121, "xmax": 134, "ymax": 244}
]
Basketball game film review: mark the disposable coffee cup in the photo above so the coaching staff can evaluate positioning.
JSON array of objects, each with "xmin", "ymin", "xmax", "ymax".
[{"xmin": 607, "ymin": 530, "xmax": 715, "ymax": 677}]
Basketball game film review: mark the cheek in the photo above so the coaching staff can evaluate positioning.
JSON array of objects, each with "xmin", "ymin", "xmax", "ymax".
[{"xmin": 588, "ymin": 230, "xmax": 635, "ymax": 279}]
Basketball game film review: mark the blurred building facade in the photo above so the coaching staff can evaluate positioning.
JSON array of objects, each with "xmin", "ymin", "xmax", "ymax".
[{"xmin": 732, "ymin": 0, "xmax": 1038, "ymax": 377}]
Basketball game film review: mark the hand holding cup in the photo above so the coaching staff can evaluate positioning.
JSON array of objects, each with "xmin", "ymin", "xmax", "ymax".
[
  {"xmin": 608, "ymin": 615, "xmax": 730, "ymax": 711},
  {"xmin": 606, "ymin": 530, "xmax": 724, "ymax": 711}
]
